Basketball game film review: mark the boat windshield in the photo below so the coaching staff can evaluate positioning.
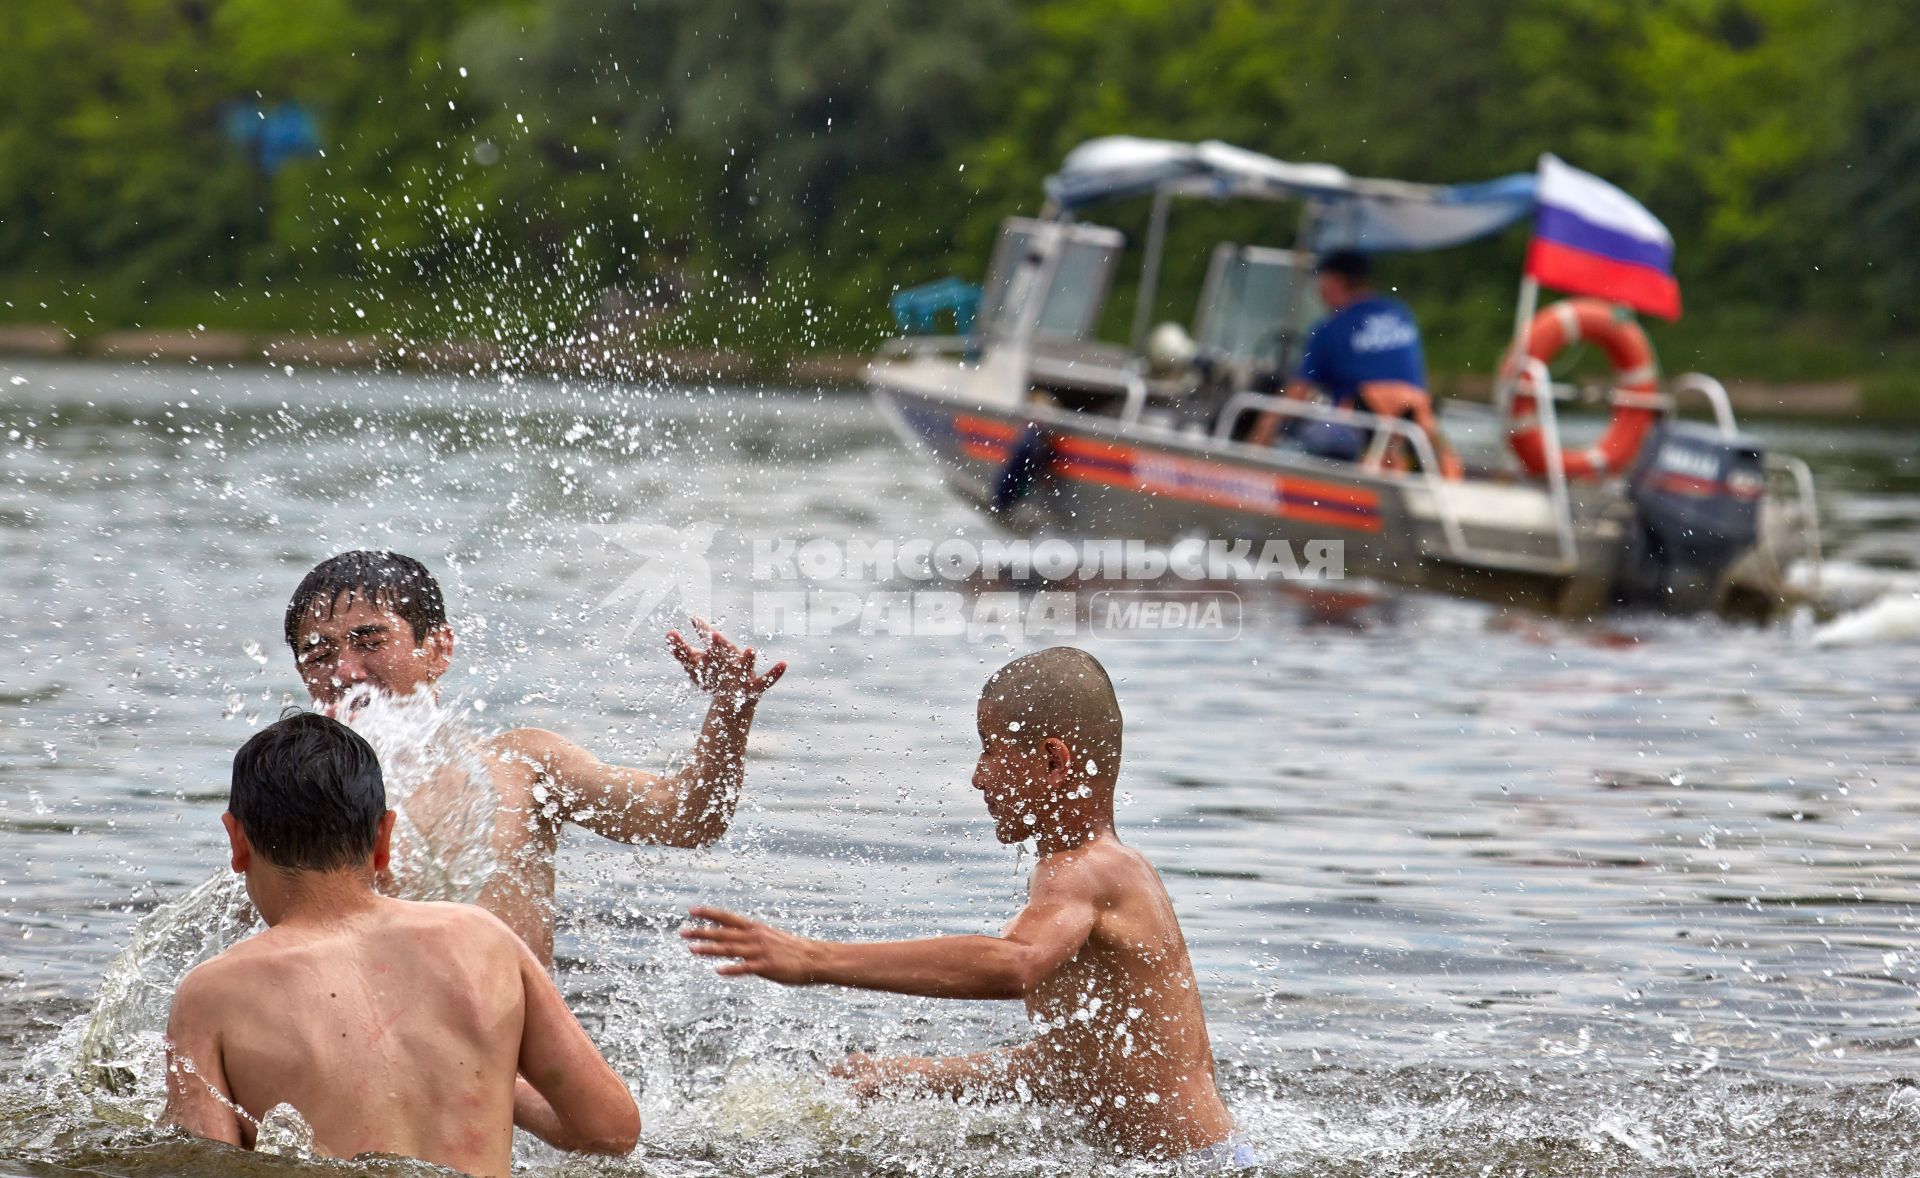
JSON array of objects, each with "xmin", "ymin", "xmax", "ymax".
[
  {"xmin": 978, "ymin": 217, "xmax": 1122, "ymax": 342},
  {"xmin": 1195, "ymin": 244, "xmax": 1323, "ymax": 367}
]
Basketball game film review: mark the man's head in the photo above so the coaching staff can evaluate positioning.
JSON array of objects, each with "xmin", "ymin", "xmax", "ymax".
[
  {"xmin": 284, "ymin": 551, "xmax": 451, "ymax": 707},
  {"xmin": 1314, "ymin": 249, "xmax": 1374, "ymax": 310},
  {"xmin": 972, "ymin": 646, "xmax": 1123, "ymax": 847},
  {"xmin": 223, "ymin": 712, "xmax": 394, "ymax": 895}
]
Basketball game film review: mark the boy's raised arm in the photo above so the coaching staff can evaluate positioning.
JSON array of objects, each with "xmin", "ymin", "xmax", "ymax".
[
  {"xmin": 683, "ymin": 859, "xmax": 1100, "ymax": 1000},
  {"xmin": 160, "ymin": 971, "xmax": 245, "ymax": 1148},
  {"xmin": 511, "ymin": 936, "xmax": 641, "ymax": 1156},
  {"xmin": 495, "ymin": 619, "xmax": 785, "ymax": 850}
]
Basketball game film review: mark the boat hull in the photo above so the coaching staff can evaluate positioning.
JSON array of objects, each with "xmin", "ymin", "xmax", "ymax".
[{"xmin": 871, "ymin": 378, "xmax": 1639, "ymax": 616}]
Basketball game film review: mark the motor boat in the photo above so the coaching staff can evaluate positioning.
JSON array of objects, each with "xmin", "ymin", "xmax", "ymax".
[{"xmin": 867, "ymin": 136, "xmax": 1820, "ymax": 619}]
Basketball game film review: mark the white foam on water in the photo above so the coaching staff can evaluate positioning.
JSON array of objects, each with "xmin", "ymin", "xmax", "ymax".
[
  {"xmin": 1815, "ymin": 590, "xmax": 1920, "ymax": 647},
  {"xmin": 253, "ymin": 1102, "xmax": 317, "ymax": 1160},
  {"xmin": 1797, "ymin": 555, "xmax": 1920, "ymax": 608}
]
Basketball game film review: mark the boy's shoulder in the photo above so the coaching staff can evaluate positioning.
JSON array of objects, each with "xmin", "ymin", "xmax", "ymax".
[
  {"xmin": 1036, "ymin": 834, "xmax": 1158, "ymax": 895},
  {"xmin": 173, "ymin": 934, "xmax": 281, "ymax": 1022},
  {"xmin": 189, "ymin": 900, "xmax": 521, "ymax": 980},
  {"xmin": 1061, "ymin": 832, "xmax": 1153, "ymax": 867},
  {"xmin": 482, "ymin": 726, "xmax": 579, "ymax": 769},
  {"xmin": 175, "ymin": 948, "xmax": 246, "ymax": 999},
  {"xmin": 384, "ymin": 896, "xmax": 525, "ymax": 945},
  {"xmin": 478, "ymin": 727, "xmax": 588, "ymax": 800}
]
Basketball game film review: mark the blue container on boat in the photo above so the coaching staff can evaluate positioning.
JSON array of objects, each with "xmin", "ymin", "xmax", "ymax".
[{"xmin": 891, "ymin": 277, "xmax": 981, "ymax": 336}]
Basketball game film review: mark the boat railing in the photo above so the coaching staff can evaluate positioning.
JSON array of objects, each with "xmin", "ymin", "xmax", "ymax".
[
  {"xmin": 1516, "ymin": 357, "xmax": 1582, "ymax": 573},
  {"xmin": 1764, "ymin": 451, "xmax": 1823, "ymax": 599},
  {"xmin": 1119, "ymin": 362, "xmax": 1150, "ymax": 425},
  {"xmin": 877, "ymin": 334, "xmax": 985, "ymax": 360},
  {"xmin": 1669, "ymin": 373, "xmax": 1739, "ymax": 436},
  {"xmin": 1021, "ymin": 352, "xmax": 1153, "ymax": 425},
  {"xmin": 1212, "ymin": 381, "xmax": 1579, "ymax": 574}
]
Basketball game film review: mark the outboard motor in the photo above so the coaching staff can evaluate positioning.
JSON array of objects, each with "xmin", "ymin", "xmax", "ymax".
[
  {"xmin": 990, "ymin": 424, "xmax": 1055, "ymax": 513},
  {"xmin": 1614, "ymin": 420, "xmax": 1766, "ymax": 613}
]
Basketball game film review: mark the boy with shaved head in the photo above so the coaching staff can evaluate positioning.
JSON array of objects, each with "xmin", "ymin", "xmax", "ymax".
[{"xmin": 683, "ymin": 647, "xmax": 1251, "ymax": 1164}]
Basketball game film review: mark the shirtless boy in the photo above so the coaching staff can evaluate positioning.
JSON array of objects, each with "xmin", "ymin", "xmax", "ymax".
[
  {"xmin": 162, "ymin": 713, "xmax": 639, "ymax": 1175},
  {"xmin": 682, "ymin": 647, "xmax": 1248, "ymax": 1162},
  {"xmin": 285, "ymin": 550, "xmax": 785, "ymax": 962}
]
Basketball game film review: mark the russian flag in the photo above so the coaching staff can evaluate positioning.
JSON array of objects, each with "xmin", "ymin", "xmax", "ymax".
[{"xmin": 1525, "ymin": 154, "xmax": 1681, "ymax": 321}]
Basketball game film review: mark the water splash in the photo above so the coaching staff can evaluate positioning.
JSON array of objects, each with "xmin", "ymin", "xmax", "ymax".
[
  {"xmin": 253, "ymin": 1103, "xmax": 317, "ymax": 1160},
  {"xmin": 1815, "ymin": 589, "xmax": 1920, "ymax": 647},
  {"xmin": 341, "ymin": 686, "xmax": 500, "ymax": 904}
]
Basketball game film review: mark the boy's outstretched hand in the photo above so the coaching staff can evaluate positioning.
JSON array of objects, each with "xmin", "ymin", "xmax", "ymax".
[
  {"xmin": 667, "ymin": 616, "xmax": 786, "ymax": 709},
  {"xmin": 682, "ymin": 907, "xmax": 821, "ymax": 985}
]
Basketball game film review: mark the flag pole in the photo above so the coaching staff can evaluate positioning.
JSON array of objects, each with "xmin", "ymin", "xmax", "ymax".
[
  {"xmin": 1513, "ymin": 154, "xmax": 1548, "ymax": 359},
  {"xmin": 1495, "ymin": 153, "xmax": 1549, "ymax": 467},
  {"xmin": 1510, "ymin": 274, "xmax": 1540, "ymax": 366},
  {"xmin": 1496, "ymin": 273, "xmax": 1539, "ymax": 430}
]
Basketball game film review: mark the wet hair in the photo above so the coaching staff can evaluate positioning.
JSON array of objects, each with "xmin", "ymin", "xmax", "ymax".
[
  {"xmin": 1315, "ymin": 249, "xmax": 1373, "ymax": 283},
  {"xmin": 229, "ymin": 711, "xmax": 386, "ymax": 871},
  {"xmin": 283, "ymin": 550, "xmax": 447, "ymax": 652},
  {"xmin": 980, "ymin": 646, "xmax": 1124, "ymax": 789}
]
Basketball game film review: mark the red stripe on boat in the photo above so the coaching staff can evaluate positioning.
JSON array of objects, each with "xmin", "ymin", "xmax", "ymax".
[
  {"xmin": 1052, "ymin": 436, "xmax": 1381, "ymax": 512},
  {"xmin": 947, "ymin": 413, "xmax": 1382, "ymax": 532},
  {"xmin": 953, "ymin": 414, "xmax": 1021, "ymax": 443},
  {"xmin": 961, "ymin": 441, "xmax": 1009, "ymax": 462},
  {"xmin": 1051, "ymin": 456, "xmax": 1382, "ymax": 533}
]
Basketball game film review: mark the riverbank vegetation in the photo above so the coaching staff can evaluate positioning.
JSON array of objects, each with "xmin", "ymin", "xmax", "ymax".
[{"xmin": 3, "ymin": 1, "xmax": 1915, "ymax": 396}]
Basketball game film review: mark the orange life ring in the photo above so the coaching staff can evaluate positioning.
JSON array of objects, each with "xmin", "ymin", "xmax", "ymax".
[{"xmin": 1506, "ymin": 298, "xmax": 1663, "ymax": 479}]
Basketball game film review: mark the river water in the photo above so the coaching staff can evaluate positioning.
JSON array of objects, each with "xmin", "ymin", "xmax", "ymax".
[{"xmin": 1, "ymin": 358, "xmax": 1918, "ymax": 1176}]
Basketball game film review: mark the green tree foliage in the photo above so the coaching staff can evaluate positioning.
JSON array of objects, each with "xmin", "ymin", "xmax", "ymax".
[
  {"xmin": 434, "ymin": 0, "xmax": 1019, "ymax": 347},
  {"xmin": 0, "ymin": 0, "xmax": 1912, "ymax": 372}
]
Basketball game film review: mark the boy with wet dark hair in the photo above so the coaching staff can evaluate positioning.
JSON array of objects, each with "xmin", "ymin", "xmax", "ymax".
[
  {"xmin": 282, "ymin": 550, "xmax": 446, "ymax": 655},
  {"xmin": 161, "ymin": 713, "xmax": 640, "ymax": 1177},
  {"xmin": 223, "ymin": 710, "xmax": 388, "ymax": 869},
  {"xmin": 683, "ymin": 647, "xmax": 1252, "ymax": 1165},
  {"xmin": 281, "ymin": 549, "xmax": 786, "ymax": 963}
]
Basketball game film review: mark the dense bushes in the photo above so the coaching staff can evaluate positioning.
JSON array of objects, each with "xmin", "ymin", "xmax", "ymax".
[{"xmin": 1, "ymin": 0, "xmax": 1911, "ymax": 379}]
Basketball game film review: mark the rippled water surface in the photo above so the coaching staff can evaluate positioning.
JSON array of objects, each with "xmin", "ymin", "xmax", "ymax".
[{"xmin": 2, "ymin": 359, "xmax": 1919, "ymax": 1176}]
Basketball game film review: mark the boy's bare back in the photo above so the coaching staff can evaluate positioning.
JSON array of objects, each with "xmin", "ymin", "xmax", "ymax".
[
  {"xmin": 165, "ymin": 711, "xmax": 637, "ymax": 1176},
  {"xmin": 1013, "ymin": 836, "xmax": 1230, "ymax": 1154},
  {"xmin": 169, "ymin": 899, "xmax": 511, "ymax": 1174}
]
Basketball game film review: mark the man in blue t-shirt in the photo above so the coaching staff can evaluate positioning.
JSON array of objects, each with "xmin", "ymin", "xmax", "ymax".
[{"xmin": 1250, "ymin": 251, "xmax": 1461, "ymax": 479}]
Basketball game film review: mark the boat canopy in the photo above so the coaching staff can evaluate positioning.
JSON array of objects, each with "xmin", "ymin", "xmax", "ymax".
[{"xmin": 1045, "ymin": 136, "xmax": 1538, "ymax": 254}]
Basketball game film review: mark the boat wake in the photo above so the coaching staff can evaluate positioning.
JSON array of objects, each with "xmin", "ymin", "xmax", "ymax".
[{"xmin": 1810, "ymin": 561, "xmax": 1920, "ymax": 646}]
